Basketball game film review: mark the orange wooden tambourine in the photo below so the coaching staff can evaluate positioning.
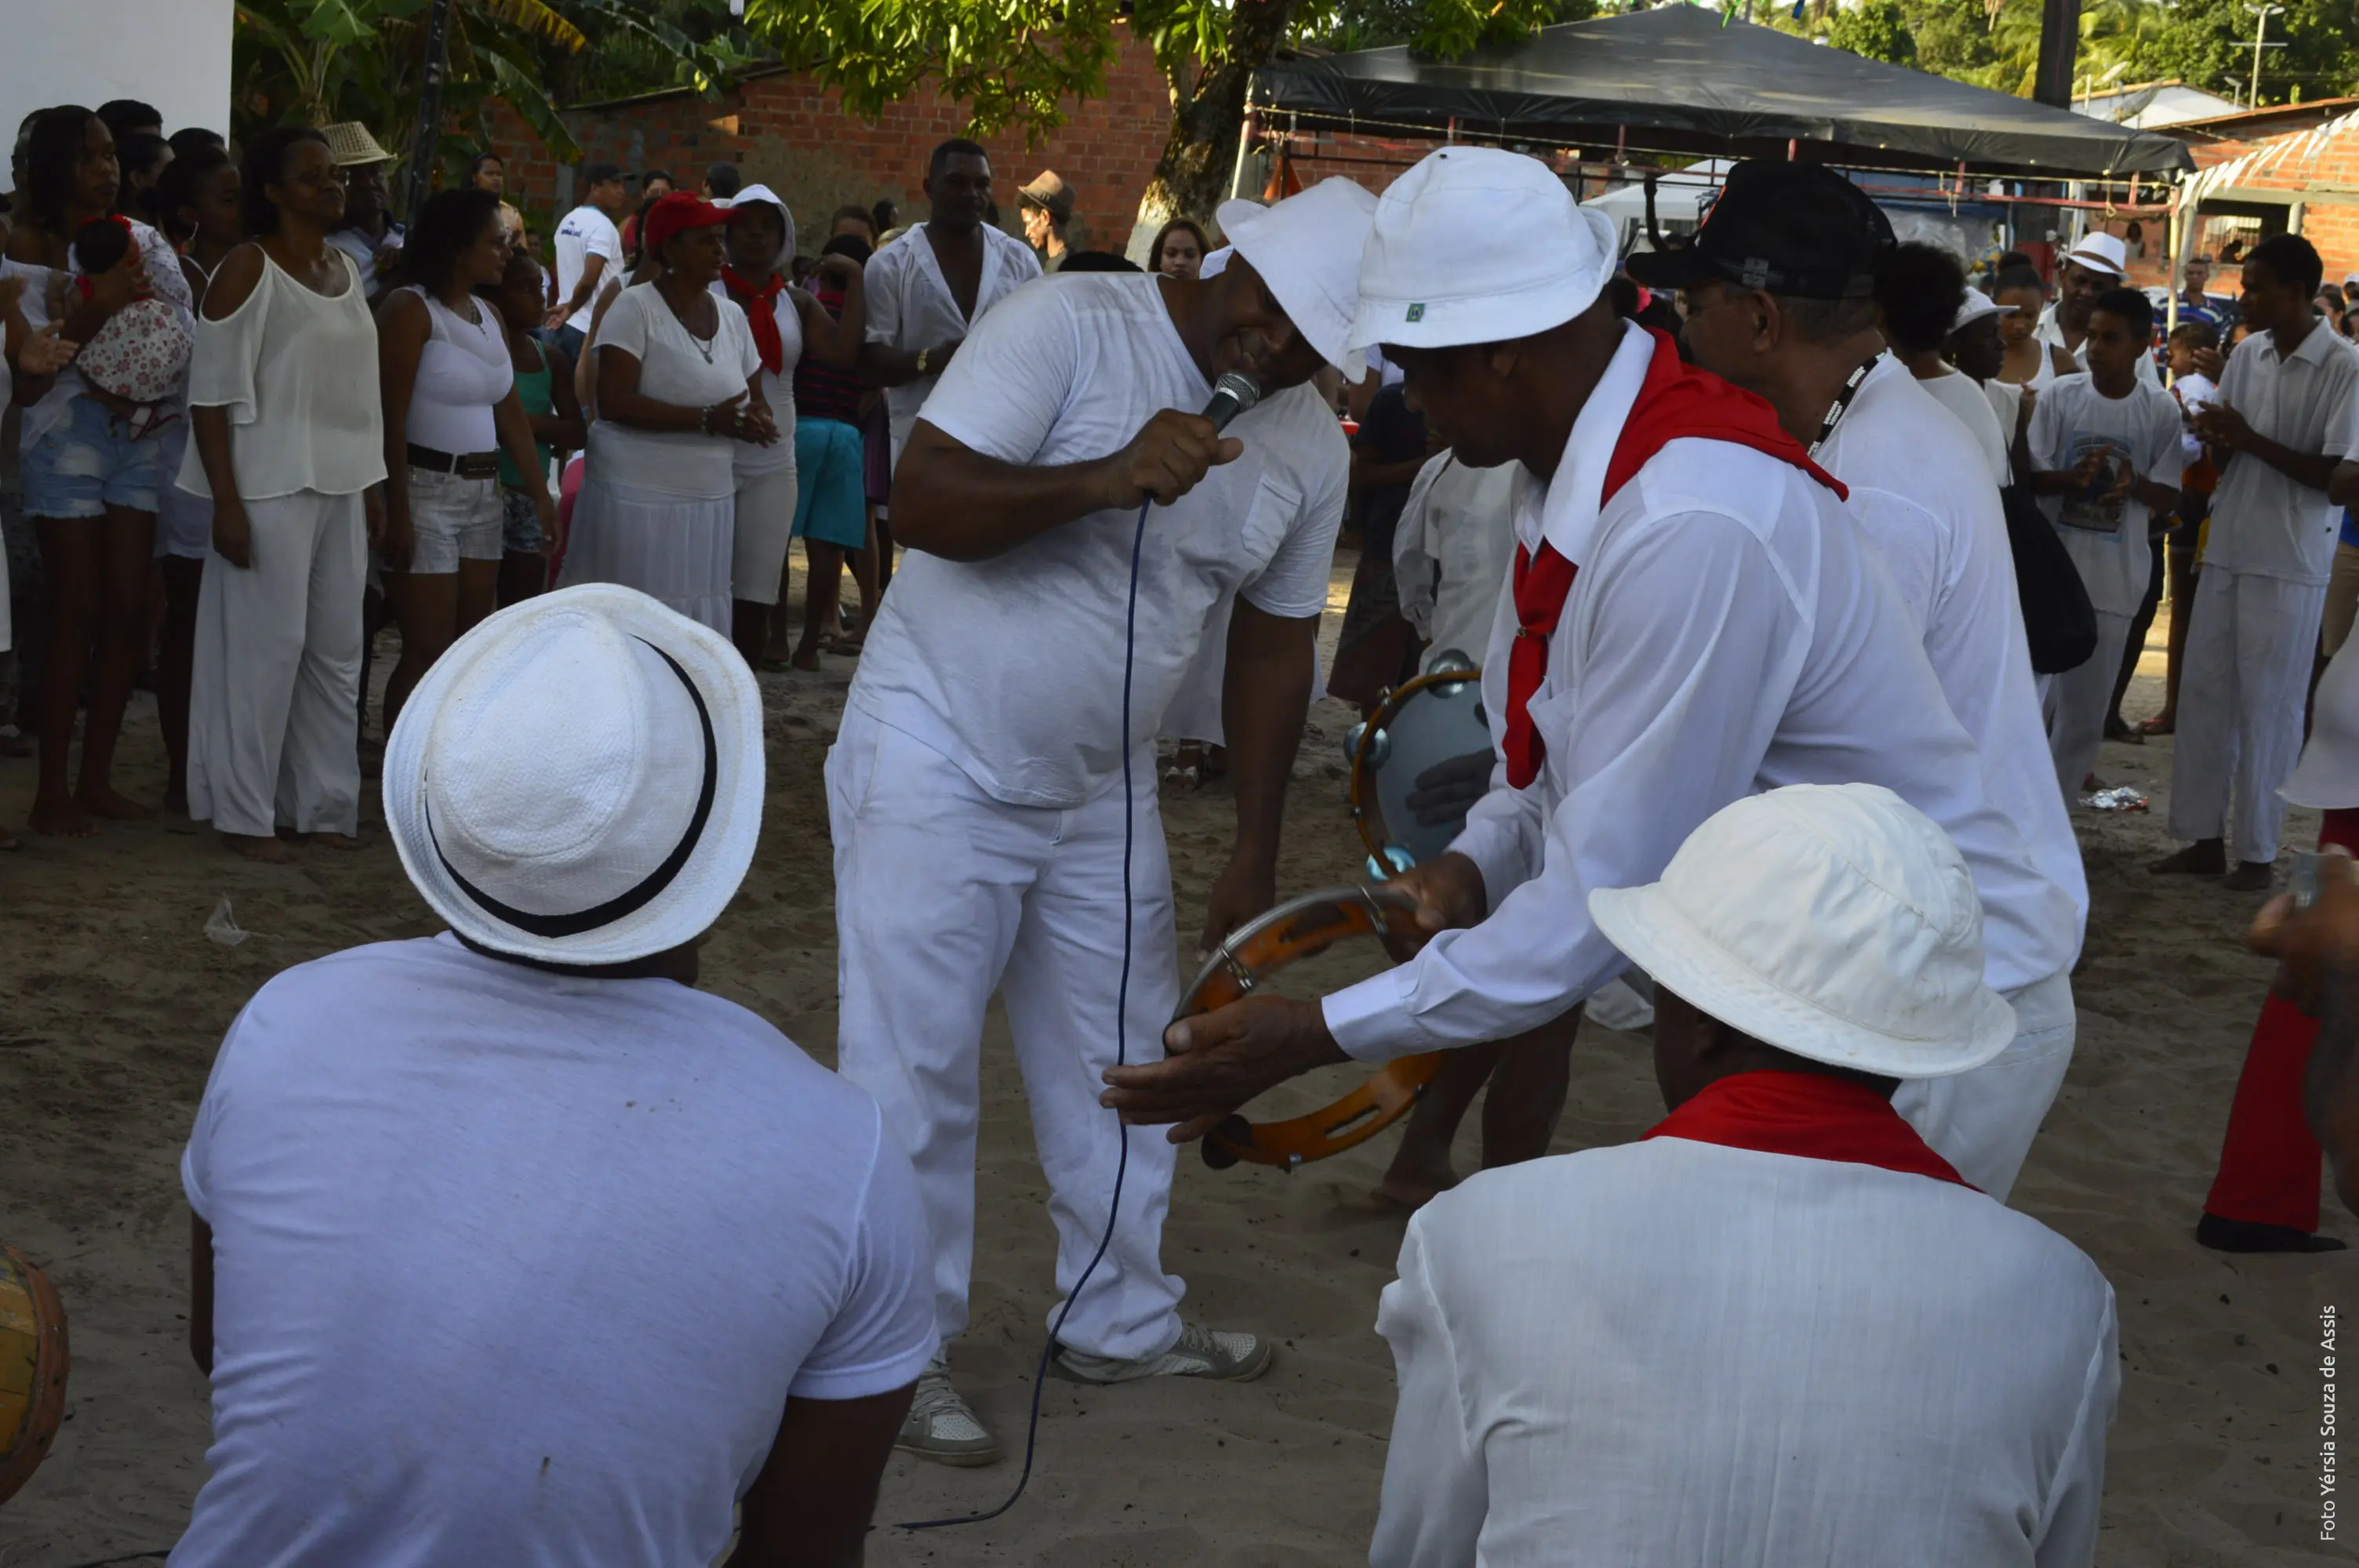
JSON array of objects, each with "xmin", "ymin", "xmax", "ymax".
[
  {"xmin": 0, "ymin": 1243, "xmax": 67, "ymax": 1508},
  {"xmin": 1177, "ymin": 885, "xmax": 1445, "ymax": 1171}
]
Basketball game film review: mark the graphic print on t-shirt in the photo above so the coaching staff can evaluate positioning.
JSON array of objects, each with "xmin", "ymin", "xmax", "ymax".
[{"xmin": 2057, "ymin": 430, "xmax": 2132, "ymax": 535}]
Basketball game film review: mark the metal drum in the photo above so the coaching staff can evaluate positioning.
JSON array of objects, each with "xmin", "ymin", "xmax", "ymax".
[
  {"xmin": 1346, "ymin": 654, "xmax": 1488, "ymax": 876},
  {"xmin": 0, "ymin": 1243, "xmax": 67, "ymax": 1507}
]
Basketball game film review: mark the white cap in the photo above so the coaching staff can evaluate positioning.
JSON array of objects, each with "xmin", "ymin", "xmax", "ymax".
[
  {"xmin": 720, "ymin": 183, "xmax": 796, "ymax": 262},
  {"xmin": 1217, "ymin": 178, "xmax": 1378, "ymax": 379},
  {"xmin": 1351, "ymin": 147, "xmax": 1616, "ymax": 354},
  {"xmin": 1587, "ymin": 784, "xmax": 2018, "ymax": 1079},
  {"xmin": 383, "ymin": 585, "xmax": 765, "ymax": 966},
  {"xmin": 2061, "ymin": 231, "xmax": 2128, "ymax": 278},
  {"xmin": 1952, "ymin": 287, "xmax": 2017, "ymax": 332}
]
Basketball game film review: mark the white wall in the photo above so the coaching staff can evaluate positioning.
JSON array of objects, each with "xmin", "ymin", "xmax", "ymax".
[{"xmin": 0, "ymin": 0, "xmax": 235, "ymax": 139}]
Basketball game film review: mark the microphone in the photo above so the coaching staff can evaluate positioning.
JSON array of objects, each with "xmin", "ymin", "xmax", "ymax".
[{"xmin": 1201, "ymin": 371, "xmax": 1263, "ymax": 434}]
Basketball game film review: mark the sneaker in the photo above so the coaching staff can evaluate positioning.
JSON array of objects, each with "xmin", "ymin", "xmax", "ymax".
[
  {"xmin": 896, "ymin": 1359, "xmax": 1000, "ymax": 1467},
  {"xmin": 1051, "ymin": 1321, "xmax": 1274, "ymax": 1385}
]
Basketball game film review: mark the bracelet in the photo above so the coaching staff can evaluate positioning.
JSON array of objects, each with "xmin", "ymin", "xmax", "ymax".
[
  {"xmin": 916, "ymin": 347, "xmax": 932, "ymax": 377},
  {"xmin": 699, "ymin": 403, "xmax": 715, "ymax": 435}
]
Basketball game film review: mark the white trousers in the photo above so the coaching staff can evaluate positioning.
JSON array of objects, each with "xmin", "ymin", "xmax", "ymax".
[
  {"xmin": 2168, "ymin": 567, "xmax": 2328, "ymax": 862},
  {"xmin": 1892, "ymin": 970, "xmax": 2075, "ymax": 1203},
  {"xmin": 730, "ymin": 466, "xmax": 797, "ymax": 608},
  {"xmin": 2044, "ymin": 608, "xmax": 2132, "ymax": 798},
  {"xmin": 187, "ymin": 489, "xmax": 365, "ymax": 839},
  {"xmin": 826, "ymin": 705, "xmax": 1186, "ymax": 1362}
]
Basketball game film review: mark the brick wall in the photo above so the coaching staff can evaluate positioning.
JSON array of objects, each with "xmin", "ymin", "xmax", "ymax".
[
  {"xmin": 485, "ymin": 27, "xmax": 1176, "ymax": 259},
  {"xmin": 2176, "ymin": 112, "xmax": 2359, "ymax": 281}
]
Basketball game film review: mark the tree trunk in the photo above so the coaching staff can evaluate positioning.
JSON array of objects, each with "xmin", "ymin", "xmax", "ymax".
[{"xmin": 1131, "ymin": 0, "xmax": 1303, "ymax": 252}]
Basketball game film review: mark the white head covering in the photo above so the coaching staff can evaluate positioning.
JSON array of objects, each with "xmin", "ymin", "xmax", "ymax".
[
  {"xmin": 383, "ymin": 585, "xmax": 765, "ymax": 967},
  {"xmin": 1351, "ymin": 146, "xmax": 1616, "ymax": 354},
  {"xmin": 719, "ymin": 183, "xmax": 796, "ymax": 269},
  {"xmin": 2061, "ymin": 231, "xmax": 2128, "ymax": 278},
  {"xmin": 1588, "ymin": 783, "xmax": 2018, "ymax": 1079},
  {"xmin": 1952, "ymin": 286, "xmax": 2017, "ymax": 332},
  {"xmin": 1216, "ymin": 178, "xmax": 1378, "ymax": 379}
]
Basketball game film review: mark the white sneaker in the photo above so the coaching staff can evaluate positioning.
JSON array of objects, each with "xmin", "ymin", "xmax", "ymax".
[
  {"xmin": 896, "ymin": 1358, "xmax": 1000, "ymax": 1467},
  {"xmin": 1051, "ymin": 1322, "xmax": 1274, "ymax": 1385}
]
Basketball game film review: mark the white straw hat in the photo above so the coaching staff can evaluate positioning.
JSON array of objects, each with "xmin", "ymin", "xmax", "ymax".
[
  {"xmin": 1351, "ymin": 146, "xmax": 1616, "ymax": 354},
  {"xmin": 1952, "ymin": 286, "xmax": 2017, "ymax": 331},
  {"xmin": 1588, "ymin": 784, "xmax": 2017, "ymax": 1078},
  {"xmin": 2061, "ymin": 231, "xmax": 2128, "ymax": 278},
  {"xmin": 1217, "ymin": 178, "xmax": 1378, "ymax": 379},
  {"xmin": 383, "ymin": 585, "xmax": 765, "ymax": 966}
]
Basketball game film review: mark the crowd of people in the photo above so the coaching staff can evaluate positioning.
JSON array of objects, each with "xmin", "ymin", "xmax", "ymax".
[{"xmin": 13, "ymin": 95, "xmax": 2359, "ymax": 1565}]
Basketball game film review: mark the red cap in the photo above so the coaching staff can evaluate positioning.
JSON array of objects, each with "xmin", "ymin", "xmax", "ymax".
[{"xmin": 641, "ymin": 191, "xmax": 729, "ymax": 256}]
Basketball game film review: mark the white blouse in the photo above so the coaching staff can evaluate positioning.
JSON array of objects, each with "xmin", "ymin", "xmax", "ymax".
[
  {"xmin": 585, "ymin": 282, "xmax": 761, "ymax": 501},
  {"xmin": 177, "ymin": 251, "xmax": 386, "ymax": 501}
]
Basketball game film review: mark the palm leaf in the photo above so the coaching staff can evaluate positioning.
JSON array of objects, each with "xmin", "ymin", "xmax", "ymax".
[{"xmin": 468, "ymin": 0, "xmax": 589, "ymax": 51}]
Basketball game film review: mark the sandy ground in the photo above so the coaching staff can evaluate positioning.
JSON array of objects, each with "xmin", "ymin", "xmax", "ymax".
[{"xmin": 0, "ymin": 570, "xmax": 2352, "ymax": 1566}]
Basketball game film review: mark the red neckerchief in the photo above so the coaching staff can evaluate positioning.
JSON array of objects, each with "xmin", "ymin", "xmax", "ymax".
[
  {"xmin": 722, "ymin": 266, "xmax": 786, "ymax": 375},
  {"xmin": 1500, "ymin": 328, "xmax": 1850, "ymax": 789},
  {"xmin": 1644, "ymin": 1069, "xmax": 1977, "ymax": 1189}
]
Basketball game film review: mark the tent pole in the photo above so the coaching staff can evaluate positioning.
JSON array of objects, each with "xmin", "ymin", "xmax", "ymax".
[{"xmin": 1229, "ymin": 105, "xmax": 1257, "ymax": 202}]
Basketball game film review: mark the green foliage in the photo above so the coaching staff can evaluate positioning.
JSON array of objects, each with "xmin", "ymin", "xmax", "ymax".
[{"xmin": 1825, "ymin": 0, "xmax": 1915, "ymax": 65}]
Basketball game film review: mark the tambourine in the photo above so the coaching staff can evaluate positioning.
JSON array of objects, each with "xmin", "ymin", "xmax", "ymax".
[
  {"xmin": 0, "ymin": 1243, "xmax": 67, "ymax": 1507},
  {"xmin": 1177, "ymin": 886, "xmax": 1445, "ymax": 1170},
  {"xmin": 1346, "ymin": 655, "xmax": 1488, "ymax": 877}
]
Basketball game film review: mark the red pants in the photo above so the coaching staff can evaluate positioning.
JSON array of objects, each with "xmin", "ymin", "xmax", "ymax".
[{"xmin": 2204, "ymin": 808, "xmax": 2359, "ymax": 1230}]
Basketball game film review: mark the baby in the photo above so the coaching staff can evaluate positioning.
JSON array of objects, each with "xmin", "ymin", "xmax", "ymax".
[{"xmin": 59, "ymin": 214, "xmax": 192, "ymax": 437}]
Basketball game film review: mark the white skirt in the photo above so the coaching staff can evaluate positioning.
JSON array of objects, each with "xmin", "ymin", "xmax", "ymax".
[
  {"xmin": 731, "ymin": 465, "xmax": 798, "ymax": 608},
  {"xmin": 558, "ymin": 474, "xmax": 734, "ymax": 634}
]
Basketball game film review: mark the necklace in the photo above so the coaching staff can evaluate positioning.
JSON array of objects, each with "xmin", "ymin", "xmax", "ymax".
[{"xmin": 1807, "ymin": 356, "xmax": 1881, "ymax": 458}]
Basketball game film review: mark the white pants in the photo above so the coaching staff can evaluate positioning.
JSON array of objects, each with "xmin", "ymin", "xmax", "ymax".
[
  {"xmin": 2168, "ymin": 567, "xmax": 2328, "ymax": 862},
  {"xmin": 1892, "ymin": 969, "xmax": 2074, "ymax": 1203},
  {"xmin": 826, "ymin": 705, "xmax": 1186, "ymax": 1362},
  {"xmin": 2045, "ymin": 608, "xmax": 2132, "ymax": 797},
  {"xmin": 187, "ymin": 489, "xmax": 365, "ymax": 838},
  {"xmin": 730, "ymin": 466, "xmax": 797, "ymax": 608}
]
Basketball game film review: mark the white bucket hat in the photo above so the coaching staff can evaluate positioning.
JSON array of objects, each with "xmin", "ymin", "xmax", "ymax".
[
  {"xmin": 2061, "ymin": 231, "xmax": 2128, "ymax": 278},
  {"xmin": 1952, "ymin": 286, "xmax": 2017, "ymax": 332},
  {"xmin": 383, "ymin": 584, "xmax": 765, "ymax": 966},
  {"xmin": 1351, "ymin": 146, "xmax": 1616, "ymax": 354},
  {"xmin": 1588, "ymin": 784, "xmax": 2017, "ymax": 1079},
  {"xmin": 1217, "ymin": 178, "xmax": 1378, "ymax": 379}
]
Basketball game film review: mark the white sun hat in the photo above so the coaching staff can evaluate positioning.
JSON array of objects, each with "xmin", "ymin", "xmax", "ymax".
[
  {"xmin": 1587, "ymin": 783, "xmax": 2018, "ymax": 1079},
  {"xmin": 383, "ymin": 584, "xmax": 765, "ymax": 966},
  {"xmin": 1952, "ymin": 286, "xmax": 2017, "ymax": 332},
  {"xmin": 2061, "ymin": 231, "xmax": 2128, "ymax": 278},
  {"xmin": 1217, "ymin": 177, "xmax": 1378, "ymax": 379},
  {"xmin": 1350, "ymin": 145, "xmax": 1616, "ymax": 355}
]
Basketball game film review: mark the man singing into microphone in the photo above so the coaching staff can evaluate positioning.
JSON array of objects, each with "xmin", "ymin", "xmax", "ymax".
[{"xmin": 827, "ymin": 180, "xmax": 1371, "ymax": 1464}]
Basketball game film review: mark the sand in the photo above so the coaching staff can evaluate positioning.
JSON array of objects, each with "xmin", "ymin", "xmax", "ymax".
[{"xmin": 0, "ymin": 575, "xmax": 2352, "ymax": 1566}]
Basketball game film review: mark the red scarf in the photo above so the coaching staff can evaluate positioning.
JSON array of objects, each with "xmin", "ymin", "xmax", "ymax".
[
  {"xmin": 1500, "ymin": 328, "xmax": 1850, "ymax": 789},
  {"xmin": 1645, "ymin": 1069, "xmax": 1976, "ymax": 1189},
  {"xmin": 722, "ymin": 266, "xmax": 786, "ymax": 375}
]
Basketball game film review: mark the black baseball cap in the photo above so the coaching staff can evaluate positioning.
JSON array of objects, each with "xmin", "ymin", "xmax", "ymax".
[
  {"xmin": 1625, "ymin": 161, "xmax": 1893, "ymax": 301},
  {"xmin": 580, "ymin": 162, "xmax": 631, "ymax": 187}
]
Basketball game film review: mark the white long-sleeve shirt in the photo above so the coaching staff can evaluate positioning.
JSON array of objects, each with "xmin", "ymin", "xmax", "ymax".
[
  {"xmin": 1818, "ymin": 355, "xmax": 2088, "ymax": 953},
  {"xmin": 1323, "ymin": 321, "xmax": 2083, "ymax": 1061},
  {"xmin": 1372, "ymin": 1134, "xmax": 2118, "ymax": 1567}
]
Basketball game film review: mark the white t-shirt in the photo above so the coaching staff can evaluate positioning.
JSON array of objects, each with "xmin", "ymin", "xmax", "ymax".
[
  {"xmin": 863, "ymin": 221, "xmax": 1041, "ymax": 461},
  {"xmin": 2038, "ymin": 303, "xmax": 2161, "ymax": 388},
  {"xmin": 586, "ymin": 282, "xmax": 763, "ymax": 500},
  {"xmin": 1919, "ymin": 366, "xmax": 2012, "ymax": 488},
  {"xmin": 175, "ymin": 935, "xmax": 934, "ymax": 1568},
  {"xmin": 712, "ymin": 278, "xmax": 802, "ymax": 478},
  {"xmin": 2171, "ymin": 372, "xmax": 2219, "ymax": 466},
  {"xmin": 554, "ymin": 203, "xmax": 623, "ymax": 332},
  {"xmin": 850, "ymin": 272, "xmax": 1348, "ymax": 809},
  {"xmin": 2206, "ymin": 324, "xmax": 2359, "ymax": 585},
  {"xmin": 2026, "ymin": 372, "xmax": 2187, "ymax": 618}
]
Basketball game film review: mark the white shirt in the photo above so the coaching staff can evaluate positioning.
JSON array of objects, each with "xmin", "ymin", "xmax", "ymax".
[
  {"xmin": 2172, "ymin": 371, "xmax": 2219, "ymax": 466},
  {"xmin": 1321, "ymin": 322, "xmax": 2081, "ymax": 1061},
  {"xmin": 2037, "ymin": 303, "xmax": 2161, "ymax": 388},
  {"xmin": 1372, "ymin": 1130, "xmax": 2118, "ymax": 1566},
  {"xmin": 862, "ymin": 221, "xmax": 1041, "ymax": 459},
  {"xmin": 712, "ymin": 277, "xmax": 803, "ymax": 477},
  {"xmin": 1393, "ymin": 450, "xmax": 1520, "ymax": 670},
  {"xmin": 177, "ymin": 251, "xmax": 386, "ymax": 501},
  {"xmin": 2205, "ymin": 322, "xmax": 2359, "ymax": 585},
  {"xmin": 174, "ymin": 935, "xmax": 934, "ymax": 1567},
  {"xmin": 1818, "ymin": 355, "xmax": 2086, "ymax": 959},
  {"xmin": 554, "ymin": 203, "xmax": 623, "ymax": 332},
  {"xmin": 851, "ymin": 272, "xmax": 1347, "ymax": 809},
  {"xmin": 585, "ymin": 282, "xmax": 763, "ymax": 500},
  {"xmin": 325, "ymin": 220, "xmax": 402, "ymax": 299},
  {"xmin": 1919, "ymin": 365, "xmax": 2012, "ymax": 487},
  {"xmin": 2026, "ymin": 372, "xmax": 2187, "ymax": 617}
]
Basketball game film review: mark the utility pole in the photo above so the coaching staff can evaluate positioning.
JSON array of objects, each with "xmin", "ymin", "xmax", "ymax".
[
  {"xmin": 2032, "ymin": 0, "xmax": 2081, "ymax": 109},
  {"xmin": 2237, "ymin": 4, "xmax": 2287, "ymax": 111},
  {"xmin": 402, "ymin": 0, "xmax": 454, "ymax": 221}
]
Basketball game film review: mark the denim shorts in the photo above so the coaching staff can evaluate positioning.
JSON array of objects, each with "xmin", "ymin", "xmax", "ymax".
[
  {"xmin": 501, "ymin": 486, "xmax": 542, "ymax": 554},
  {"xmin": 398, "ymin": 466, "xmax": 503, "ymax": 575},
  {"xmin": 20, "ymin": 394, "xmax": 167, "ymax": 519}
]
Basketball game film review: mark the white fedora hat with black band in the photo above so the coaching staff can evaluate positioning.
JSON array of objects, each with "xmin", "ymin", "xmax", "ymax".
[{"xmin": 383, "ymin": 584, "xmax": 764, "ymax": 966}]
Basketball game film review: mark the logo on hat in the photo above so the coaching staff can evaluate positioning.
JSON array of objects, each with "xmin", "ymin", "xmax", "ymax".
[
  {"xmin": 1406, "ymin": 303, "xmax": 1425, "ymax": 322},
  {"xmin": 1739, "ymin": 256, "xmax": 1771, "ymax": 290}
]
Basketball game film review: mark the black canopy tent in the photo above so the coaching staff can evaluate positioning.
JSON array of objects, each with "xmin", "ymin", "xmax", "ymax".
[{"xmin": 1249, "ymin": 7, "xmax": 2193, "ymax": 182}]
